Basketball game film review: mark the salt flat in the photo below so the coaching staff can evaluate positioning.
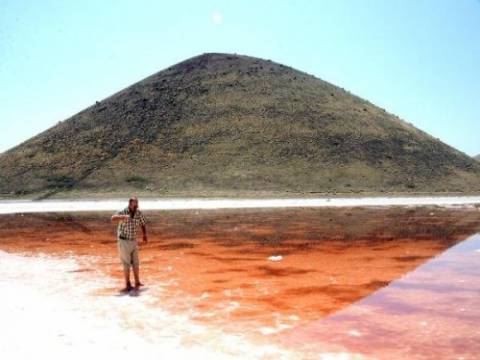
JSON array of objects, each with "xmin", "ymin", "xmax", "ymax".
[
  {"xmin": 0, "ymin": 250, "xmax": 304, "ymax": 360},
  {"xmin": 1, "ymin": 195, "xmax": 480, "ymax": 214}
]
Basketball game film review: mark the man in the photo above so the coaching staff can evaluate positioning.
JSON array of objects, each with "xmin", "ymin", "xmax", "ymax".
[{"xmin": 111, "ymin": 196, "xmax": 148, "ymax": 292}]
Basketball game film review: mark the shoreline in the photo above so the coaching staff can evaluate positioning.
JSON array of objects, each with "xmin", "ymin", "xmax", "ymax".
[
  {"xmin": 2, "ymin": 190, "xmax": 480, "ymax": 201},
  {"xmin": 1, "ymin": 195, "xmax": 480, "ymax": 214}
]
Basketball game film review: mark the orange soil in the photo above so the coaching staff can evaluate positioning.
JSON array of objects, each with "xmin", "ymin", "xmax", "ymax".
[{"xmin": 1, "ymin": 206, "xmax": 479, "ymax": 336}]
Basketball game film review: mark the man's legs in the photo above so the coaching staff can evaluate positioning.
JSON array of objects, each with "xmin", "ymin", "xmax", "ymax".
[
  {"xmin": 123, "ymin": 266, "xmax": 132, "ymax": 290},
  {"xmin": 132, "ymin": 265, "xmax": 141, "ymax": 288},
  {"xmin": 131, "ymin": 246, "xmax": 143, "ymax": 288},
  {"xmin": 118, "ymin": 240, "xmax": 133, "ymax": 291}
]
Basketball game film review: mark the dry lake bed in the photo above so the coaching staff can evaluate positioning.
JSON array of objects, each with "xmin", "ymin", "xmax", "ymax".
[{"xmin": 1, "ymin": 201, "xmax": 479, "ymax": 359}]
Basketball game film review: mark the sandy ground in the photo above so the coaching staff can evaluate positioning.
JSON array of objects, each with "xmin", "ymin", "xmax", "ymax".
[
  {"xmin": 1, "ymin": 205, "xmax": 480, "ymax": 359},
  {"xmin": 1, "ymin": 195, "xmax": 480, "ymax": 214}
]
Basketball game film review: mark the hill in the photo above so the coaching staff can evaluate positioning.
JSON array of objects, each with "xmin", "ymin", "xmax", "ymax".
[
  {"xmin": 475, "ymin": 155, "xmax": 480, "ymax": 161},
  {"xmin": 1, "ymin": 53, "xmax": 479, "ymax": 198}
]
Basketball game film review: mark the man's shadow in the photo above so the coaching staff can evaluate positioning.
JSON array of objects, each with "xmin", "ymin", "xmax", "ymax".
[{"xmin": 115, "ymin": 286, "xmax": 149, "ymax": 297}]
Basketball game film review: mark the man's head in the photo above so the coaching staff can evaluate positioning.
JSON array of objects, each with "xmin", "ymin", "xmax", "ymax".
[{"xmin": 128, "ymin": 196, "xmax": 139, "ymax": 213}]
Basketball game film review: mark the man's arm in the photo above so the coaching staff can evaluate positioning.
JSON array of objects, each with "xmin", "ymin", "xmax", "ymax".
[
  {"xmin": 141, "ymin": 224, "xmax": 148, "ymax": 244},
  {"xmin": 140, "ymin": 212, "xmax": 148, "ymax": 244},
  {"xmin": 111, "ymin": 214, "xmax": 129, "ymax": 223}
]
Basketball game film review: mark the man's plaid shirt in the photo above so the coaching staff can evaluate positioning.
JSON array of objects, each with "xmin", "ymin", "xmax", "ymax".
[{"xmin": 116, "ymin": 207, "xmax": 147, "ymax": 241}]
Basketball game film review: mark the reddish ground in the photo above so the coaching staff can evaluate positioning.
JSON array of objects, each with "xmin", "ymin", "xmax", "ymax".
[{"xmin": 1, "ymin": 206, "xmax": 479, "ymax": 339}]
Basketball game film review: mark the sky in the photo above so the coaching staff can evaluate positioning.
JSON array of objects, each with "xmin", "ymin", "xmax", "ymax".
[{"xmin": 0, "ymin": 0, "xmax": 479, "ymax": 156}]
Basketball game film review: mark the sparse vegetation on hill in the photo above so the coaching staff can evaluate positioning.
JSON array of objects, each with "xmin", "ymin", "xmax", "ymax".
[{"xmin": 1, "ymin": 53, "xmax": 479, "ymax": 198}]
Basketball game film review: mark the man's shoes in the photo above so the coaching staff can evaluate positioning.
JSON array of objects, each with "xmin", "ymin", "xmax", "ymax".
[
  {"xmin": 120, "ymin": 284, "xmax": 133, "ymax": 293},
  {"xmin": 134, "ymin": 282, "xmax": 144, "ymax": 288}
]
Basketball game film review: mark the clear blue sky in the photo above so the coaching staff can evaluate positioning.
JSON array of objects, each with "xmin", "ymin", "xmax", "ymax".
[{"xmin": 1, "ymin": 0, "xmax": 479, "ymax": 156}]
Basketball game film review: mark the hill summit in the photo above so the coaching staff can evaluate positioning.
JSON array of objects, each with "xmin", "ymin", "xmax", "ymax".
[{"xmin": 1, "ymin": 53, "xmax": 479, "ymax": 198}]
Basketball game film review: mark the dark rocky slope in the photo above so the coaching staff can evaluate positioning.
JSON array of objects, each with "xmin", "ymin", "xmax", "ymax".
[{"xmin": 1, "ymin": 53, "xmax": 479, "ymax": 198}]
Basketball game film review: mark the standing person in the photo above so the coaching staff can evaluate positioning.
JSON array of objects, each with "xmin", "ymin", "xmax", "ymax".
[{"xmin": 111, "ymin": 196, "xmax": 148, "ymax": 292}]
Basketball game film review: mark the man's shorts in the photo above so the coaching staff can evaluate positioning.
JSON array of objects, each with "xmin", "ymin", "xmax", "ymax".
[{"xmin": 117, "ymin": 238, "xmax": 139, "ymax": 271}]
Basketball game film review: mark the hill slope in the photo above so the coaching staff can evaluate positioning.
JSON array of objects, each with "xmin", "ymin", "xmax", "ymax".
[
  {"xmin": 1, "ymin": 53, "xmax": 479, "ymax": 198},
  {"xmin": 475, "ymin": 155, "xmax": 480, "ymax": 161}
]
